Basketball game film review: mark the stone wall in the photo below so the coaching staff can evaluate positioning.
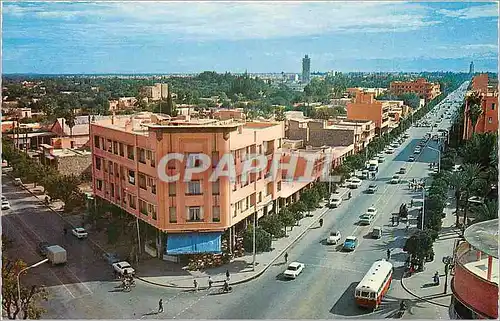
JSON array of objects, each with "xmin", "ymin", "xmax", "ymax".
[
  {"xmin": 309, "ymin": 128, "xmax": 354, "ymax": 147},
  {"xmin": 56, "ymin": 154, "xmax": 92, "ymax": 177}
]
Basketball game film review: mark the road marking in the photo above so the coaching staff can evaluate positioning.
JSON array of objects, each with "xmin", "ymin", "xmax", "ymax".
[{"xmin": 172, "ymin": 292, "xmax": 209, "ymax": 319}]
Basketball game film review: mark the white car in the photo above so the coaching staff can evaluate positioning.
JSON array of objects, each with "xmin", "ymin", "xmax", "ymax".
[
  {"xmin": 385, "ymin": 147, "xmax": 395, "ymax": 154},
  {"xmin": 348, "ymin": 177, "xmax": 362, "ymax": 189},
  {"xmin": 71, "ymin": 227, "xmax": 88, "ymax": 239},
  {"xmin": 328, "ymin": 195, "xmax": 342, "ymax": 208},
  {"xmin": 1, "ymin": 195, "xmax": 6, "ymax": 201},
  {"xmin": 414, "ymin": 148, "xmax": 421, "ymax": 154},
  {"xmin": 1, "ymin": 200, "xmax": 11, "ymax": 210},
  {"xmin": 327, "ymin": 231, "xmax": 342, "ymax": 245},
  {"xmin": 366, "ymin": 206, "xmax": 378, "ymax": 217},
  {"xmin": 390, "ymin": 143, "xmax": 399, "ymax": 148},
  {"xmin": 112, "ymin": 261, "xmax": 135, "ymax": 276},
  {"xmin": 391, "ymin": 175, "xmax": 400, "ymax": 184},
  {"xmin": 283, "ymin": 262, "xmax": 305, "ymax": 279}
]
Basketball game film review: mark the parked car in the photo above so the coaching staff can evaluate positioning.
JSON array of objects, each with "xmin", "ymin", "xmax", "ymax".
[
  {"xmin": 391, "ymin": 175, "xmax": 400, "ymax": 184},
  {"xmin": 38, "ymin": 242, "xmax": 50, "ymax": 257},
  {"xmin": 283, "ymin": 262, "xmax": 305, "ymax": 279},
  {"xmin": 327, "ymin": 231, "xmax": 342, "ymax": 245},
  {"xmin": 366, "ymin": 206, "xmax": 378, "ymax": 217},
  {"xmin": 343, "ymin": 236, "xmax": 358, "ymax": 251},
  {"xmin": 390, "ymin": 142, "xmax": 399, "ymax": 148},
  {"xmin": 367, "ymin": 184, "xmax": 378, "ymax": 194},
  {"xmin": 348, "ymin": 177, "xmax": 362, "ymax": 189},
  {"xmin": 377, "ymin": 156, "xmax": 385, "ymax": 163},
  {"xmin": 71, "ymin": 227, "xmax": 88, "ymax": 239},
  {"xmin": 1, "ymin": 200, "xmax": 11, "ymax": 210},
  {"xmin": 408, "ymin": 156, "xmax": 416, "ymax": 162},
  {"xmin": 359, "ymin": 214, "xmax": 373, "ymax": 225},
  {"xmin": 13, "ymin": 178, "xmax": 22, "ymax": 186},
  {"xmin": 371, "ymin": 226, "xmax": 382, "ymax": 239},
  {"xmin": 399, "ymin": 167, "xmax": 407, "ymax": 174},
  {"xmin": 328, "ymin": 195, "xmax": 342, "ymax": 208},
  {"xmin": 112, "ymin": 261, "xmax": 135, "ymax": 276},
  {"xmin": 385, "ymin": 147, "xmax": 395, "ymax": 154},
  {"xmin": 1, "ymin": 195, "xmax": 6, "ymax": 201},
  {"xmin": 414, "ymin": 148, "xmax": 421, "ymax": 154}
]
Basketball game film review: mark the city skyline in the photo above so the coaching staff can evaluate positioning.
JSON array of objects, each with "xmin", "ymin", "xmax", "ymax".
[{"xmin": 2, "ymin": 1, "xmax": 499, "ymax": 74}]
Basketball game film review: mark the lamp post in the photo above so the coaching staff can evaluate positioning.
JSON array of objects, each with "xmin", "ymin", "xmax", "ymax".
[
  {"xmin": 421, "ymin": 187, "xmax": 425, "ymax": 230},
  {"xmin": 17, "ymin": 258, "xmax": 49, "ymax": 310},
  {"xmin": 442, "ymin": 256, "xmax": 453, "ymax": 294},
  {"xmin": 426, "ymin": 146, "xmax": 441, "ymax": 173}
]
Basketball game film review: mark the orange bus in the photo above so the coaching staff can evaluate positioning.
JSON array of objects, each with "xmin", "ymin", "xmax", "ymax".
[{"xmin": 355, "ymin": 259, "xmax": 393, "ymax": 309}]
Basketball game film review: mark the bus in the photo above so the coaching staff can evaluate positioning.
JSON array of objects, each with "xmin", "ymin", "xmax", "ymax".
[{"xmin": 355, "ymin": 259, "xmax": 393, "ymax": 309}]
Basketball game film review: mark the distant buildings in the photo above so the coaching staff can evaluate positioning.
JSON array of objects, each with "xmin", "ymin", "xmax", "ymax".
[
  {"xmin": 140, "ymin": 83, "xmax": 169, "ymax": 101},
  {"xmin": 109, "ymin": 97, "xmax": 138, "ymax": 112},
  {"xmin": 469, "ymin": 61, "xmax": 475, "ymax": 74},
  {"xmin": 389, "ymin": 78, "xmax": 441, "ymax": 101},
  {"xmin": 302, "ymin": 55, "xmax": 311, "ymax": 83},
  {"xmin": 463, "ymin": 73, "xmax": 498, "ymax": 140}
]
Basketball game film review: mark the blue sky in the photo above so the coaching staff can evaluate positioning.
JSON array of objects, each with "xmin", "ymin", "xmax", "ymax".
[{"xmin": 2, "ymin": 1, "xmax": 498, "ymax": 74}]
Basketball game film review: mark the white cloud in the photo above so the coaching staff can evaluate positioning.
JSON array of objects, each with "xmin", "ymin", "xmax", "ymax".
[
  {"xmin": 437, "ymin": 4, "xmax": 499, "ymax": 19},
  {"xmin": 3, "ymin": 1, "xmax": 439, "ymax": 41}
]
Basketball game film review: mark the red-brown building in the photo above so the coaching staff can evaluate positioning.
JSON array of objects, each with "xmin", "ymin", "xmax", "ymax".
[
  {"xmin": 463, "ymin": 74, "xmax": 498, "ymax": 140},
  {"xmin": 389, "ymin": 78, "xmax": 441, "ymax": 101}
]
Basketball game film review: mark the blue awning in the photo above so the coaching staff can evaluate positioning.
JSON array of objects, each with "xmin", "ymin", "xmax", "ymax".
[{"xmin": 166, "ymin": 232, "xmax": 222, "ymax": 255}]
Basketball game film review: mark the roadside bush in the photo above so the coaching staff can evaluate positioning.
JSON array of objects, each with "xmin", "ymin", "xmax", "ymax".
[{"xmin": 243, "ymin": 226, "xmax": 272, "ymax": 253}]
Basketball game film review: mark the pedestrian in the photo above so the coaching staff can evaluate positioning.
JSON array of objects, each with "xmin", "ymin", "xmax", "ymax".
[
  {"xmin": 226, "ymin": 270, "xmax": 230, "ymax": 282},
  {"xmin": 158, "ymin": 299, "xmax": 163, "ymax": 313},
  {"xmin": 284, "ymin": 252, "xmax": 288, "ymax": 263},
  {"xmin": 391, "ymin": 216, "xmax": 395, "ymax": 226},
  {"xmin": 193, "ymin": 279, "xmax": 198, "ymax": 291},
  {"xmin": 386, "ymin": 249, "xmax": 391, "ymax": 260},
  {"xmin": 208, "ymin": 276, "xmax": 213, "ymax": 289},
  {"xmin": 396, "ymin": 216, "xmax": 400, "ymax": 225},
  {"xmin": 410, "ymin": 199, "xmax": 413, "ymax": 207}
]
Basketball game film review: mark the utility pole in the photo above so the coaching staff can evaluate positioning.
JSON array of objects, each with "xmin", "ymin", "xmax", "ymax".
[
  {"xmin": 252, "ymin": 211, "xmax": 256, "ymax": 271},
  {"xmin": 136, "ymin": 218, "xmax": 141, "ymax": 265}
]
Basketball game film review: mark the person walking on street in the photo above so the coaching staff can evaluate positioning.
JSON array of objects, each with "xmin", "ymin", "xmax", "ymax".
[
  {"xmin": 284, "ymin": 252, "xmax": 288, "ymax": 263},
  {"xmin": 208, "ymin": 276, "xmax": 213, "ymax": 289},
  {"xmin": 387, "ymin": 249, "xmax": 391, "ymax": 260},
  {"xmin": 158, "ymin": 299, "xmax": 163, "ymax": 313},
  {"xmin": 226, "ymin": 270, "xmax": 230, "ymax": 281},
  {"xmin": 391, "ymin": 216, "xmax": 395, "ymax": 226},
  {"xmin": 410, "ymin": 199, "xmax": 413, "ymax": 207},
  {"xmin": 193, "ymin": 279, "xmax": 198, "ymax": 291}
]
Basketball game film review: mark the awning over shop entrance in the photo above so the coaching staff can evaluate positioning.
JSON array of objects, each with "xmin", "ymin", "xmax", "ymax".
[{"xmin": 166, "ymin": 232, "xmax": 222, "ymax": 255}]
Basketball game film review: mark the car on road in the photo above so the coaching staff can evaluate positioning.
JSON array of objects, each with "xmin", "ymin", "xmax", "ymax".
[
  {"xmin": 347, "ymin": 177, "xmax": 362, "ymax": 189},
  {"xmin": 359, "ymin": 214, "xmax": 374, "ymax": 225},
  {"xmin": 14, "ymin": 178, "xmax": 22, "ymax": 186},
  {"xmin": 71, "ymin": 227, "xmax": 88, "ymax": 239},
  {"xmin": 343, "ymin": 236, "xmax": 358, "ymax": 251},
  {"xmin": 1, "ymin": 200, "xmax": 11, "ymax": 210},
  {"xmin": 367, "ymin": 184, "xmax": 378, "ymax": 194},
  {"xmin": 413, "ymin": 148, "xmax": 421, "ymax": 154},
  {"xmin": 328, "ymin": 195, "xmax": 342, "ymax": 208},
  {"xmin": 403, "ymin": 133, "xmax": 410, "ymax": 138},
  {"xmin": 371, "ymin": 226, "xmax": 382, "ymax": 239},
  {"xmin": 408, "ymin": 156, "xmax": 416, "ymax": 162},
  {"xmin": 385, "ymin": 147, "xmax": 394, "ymax": 154},
  {"xmin": 1, "ymin": 195, "xmax": 6, "ymax": 201},
  {"xmin": 327, "ymin": 231, "xmax": 342, "ymax": 245},
  {"xmin": 366, "ymin": 206, "xmax": 378, "ymax": 216},
  {"xmin": 103, "ymin": 252, "xmax": 120, "ymax": 265},
  {"xmin": 377, "ymin": 156, "xmax": 385, "ymax": 163},
  {"xmin": 283, "ymin": 262, "xmax": 305, "ymax": 279},
  {"xmin": 112, "ymin": 261, "xmax": 135, "ymax": 276},
  {"xmin": 390, "ymin": 175, "xmax": 400, "ymax": 184},
  {"xmin": 38, "ymin": 242, "xmax": 50, "ymax": 257},
  {"xmin": 390, "ymin": 142, "xmax": 399, "ymax": 148},
  {"xmin": 399, "ymin": 167, "xmax": 406, "ymax": 174}
]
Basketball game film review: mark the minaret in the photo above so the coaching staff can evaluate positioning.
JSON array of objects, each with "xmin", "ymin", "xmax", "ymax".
[{"xmin": 469, "ymin": 61, "xmax": 474, "ymax": 74}]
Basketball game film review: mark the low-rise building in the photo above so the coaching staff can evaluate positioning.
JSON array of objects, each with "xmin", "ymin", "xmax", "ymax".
[
  {"xmin": 346, "ymin": 91, "xmax": 392, "ymax": 135},
  {"xmin": 109, "ymin": 97, "xmax": 138, "ymax": 112},
  {"xmin": 389, "ymin": 78, "xmax": 441, "ymax": 101},
  {"xmin": 140, "ymin": 83, "xmax": 169, "ymax": 101},
  {"xmin": 213, "ymin": 108, "xmax": 246, "ymax": 121},
  {"xmin": 38, "ymin": 144, "xmax": 92, "ymax": 177}
]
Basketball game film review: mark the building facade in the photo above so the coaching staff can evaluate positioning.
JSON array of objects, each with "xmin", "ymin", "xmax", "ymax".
[
  {"xmin": 141, "ymin": 83, "xmax": 169, "ymax": 101},
  {"xmin": 389, "ymin": 78, "xmax": 441, "ymax": 101},
  {"xmin": 90, "ymin": 113, "xmax": 284, "ymax": 257},
  {"xmin": 463, "ymin": 74, "xmax": 499, "ymax": 140},
  {"xmin": 302, "ymin": 55, "xmax": 311, "ymax": 83},
  {"xmin": 450, "ymin": 219, "xmax": 498, "ymax": 319},
  {"xmin": 346, "ymin": 91, "xmax": 391, "ymax": 134}
]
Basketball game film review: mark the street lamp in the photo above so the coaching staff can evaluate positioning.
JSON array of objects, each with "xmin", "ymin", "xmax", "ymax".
[
  {"xmin": 421, "ymin": 187, "xmax": 425, "ymax": 230},
  {"xmin": 426, "ymin": 146, "xmax": 441, "ymax": 173},
  {"xmin": 17, "ymin": 258, "xmax": 48, "ymax": 309},
  {"xmin": 442, "ymin": 255, "xmax": 454, "ymax": 294}
]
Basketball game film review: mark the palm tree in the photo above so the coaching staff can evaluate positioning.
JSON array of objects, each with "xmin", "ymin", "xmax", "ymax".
[
  {"xmin": 471, "ymin": 200, "xmax": 498, "ymax": 223},
  {"xmin": 64, "ymin": 110, "xmax": 76, "ymax": 141},
  {"xmin": 465, "ymin": 92, "xmax": 482, "ymax": 136},
  {"xmin": 461, "ymin": 164, "xmax": 487, "ymax": 231},
  {"xmin": 445, "ymin": 171, "xmax": 466, "ymax": 227}
]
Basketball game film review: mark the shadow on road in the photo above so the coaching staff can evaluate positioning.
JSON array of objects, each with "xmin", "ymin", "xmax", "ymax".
[{"xmin": 330, "ymin": 281, "xmax": 373, "ymax": 317}]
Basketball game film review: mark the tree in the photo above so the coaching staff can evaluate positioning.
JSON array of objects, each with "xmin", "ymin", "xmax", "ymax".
[
  {"xmin": 460, "ymin": 164, "xmax": 487, "ymax": 230},
  {"xmin": 274, "ymin": 106, "xmax": 286, "ymax": 121},
  {"xmin": 64, "ymin": 110, "xmax": 76, "ymax": 140},
  {"xmin": 300, "ymin": 188, "xmax": 320, "ymax": 216},
  {"xmin": 403, "ymin": 230, "xmax": 434, "ymax": 269},
  {"xmin": 465, "ymin": 92, "xmax": 483, "ymax": 135},
  {"xmin": 278, "ymin": 207, "xmax": 296, "ymax": 233},
  {"xmin": 2, "ymin": 257, "xmax": 48, "ymax": 319},
  {"xmin": 165, "ymin": 91, "xmax": 176, "ymax": 116},
  {"xmin": 259, "ymin": 214, "xmax": 285, "ymax": 238},
  {"xmin": 288, "ymin": 201, "xmax": 307, "ymax": 224},
  {"xmin": 242, "ymin": 226, "xmax": 272, "ymax": 252},
  {"xmin": 445, "ymin": 171, "xmax": 466, "ymax": 227},
  {"xmin": 471, "ymin": 200, "xmax": 498, "ymax": 223}
]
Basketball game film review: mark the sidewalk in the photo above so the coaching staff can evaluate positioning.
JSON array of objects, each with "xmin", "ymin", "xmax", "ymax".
[
  {"xmin": 137, "ymin": 187, "xmax": 351, "ymax": 289},
  {"xmin": 400, "ymin": 193, "xmax": 461, "ymax": 318}
]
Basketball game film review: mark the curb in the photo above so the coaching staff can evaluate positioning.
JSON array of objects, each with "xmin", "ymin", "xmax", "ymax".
[
  {"xmin": 137, "ymin": 190, "xmax": 349, "ymax": 289},
  {"xmin": 400, "ymin": 271, "xmax": 451, "ymax": 308}
]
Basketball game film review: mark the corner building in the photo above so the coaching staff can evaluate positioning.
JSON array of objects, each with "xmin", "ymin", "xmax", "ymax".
[{"xmin": 91, "ymin": 112, "xmax": 283, "ymax": 257}]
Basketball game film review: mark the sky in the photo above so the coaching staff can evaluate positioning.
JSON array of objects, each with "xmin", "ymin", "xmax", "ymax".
[{"xmin": 2, "ymin": 1, "xmax": 499, "ymax": 74}]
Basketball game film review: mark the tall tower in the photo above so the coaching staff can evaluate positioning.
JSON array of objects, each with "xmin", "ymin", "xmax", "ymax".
[
  {"xmin": 469, "ymin": 61, "xmax": 475, "ymax": 74},
  {"xmin": 302, "ymin": 54, "xmax": 311, "ymax": 83}
]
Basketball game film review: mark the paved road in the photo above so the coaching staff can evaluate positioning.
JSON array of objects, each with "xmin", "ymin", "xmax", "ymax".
[{"xmin": 2, "ymin": 82, "xmax": 469, "ymax": 319}]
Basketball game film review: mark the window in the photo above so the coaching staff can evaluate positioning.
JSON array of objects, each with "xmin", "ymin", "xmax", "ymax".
[
  {"xmin": 107, "ymin": 139, "xmax": 112, "ymax": 153},
  {"xmin": 187, "ymin": 181, "xmax": 202, "ymax": 195},
  {"xmin": 169, "ymin": 207, "xmax": 177, "ymax": 223},
  {"xmin": 212, "ymin": 207, "xmax": 220, "ymax": 222},
  {"xmin": 212, "ymin": 181, "xmax": 220, "ymax": 195},
  {"xmin": 128, "ymin": 170, "xmax": 135, "ymax": 185},
  {"xmin": 259, "ymin": 192, "xmax": 262, "ymax": 203},
  {"xmin": 108, "ymin": 161, "xmax": 113, "ymax": 175},
  {"xmin": 147, "ymin": 177, "xmax": 156, "ymax": 194},
  {"xmin": 113, "ymin": 141, "xmax": 118, "ymax": 155},
  {"xmin": 277, "ymin": 181, "xmax": 282, "ymax": 192},
  {"xmin": 119, "ymin": 143, "xmax": 124, "ymax": 157},
  {"xmin": 110, "ymin": 183, "xmax": 115, "ymax": 197},
  {"xmin": 138, "ymin": 148, "xmax": 146, "ymax": 164},
  {"xmin": 212, "ymin": 151, "xmax": 219, "ymax": 168},
  {"xmin": 150, "ymin": 151, "xmax": 156, "ymax": 168},
  {"xmin": 168, "ymin": 183, "xmax": 176, "ymax": 196},
  {"xmin": 128, "ymin": 194, "xmax": 137, "ymax": 209},
  {"xmin": 127, "ymin": 145, "xmax": 134, "ymax": 160},
  {"xmin": 150, "ymin": 204, "xmax": 157, "ymax": 220},
  {"xmin": 114, "ymin": 163, "xmax": 119, "ymax": 177},
  {"xmin": 95, "ymin": 157, "xmax": 102, "ymax": 170},
  {"xmin": 94, "ymin": 136, "xmax": 100, "ymax": 148},
  {"xmin": 138, "ymin": 173, "xmax": 146, "ymax": 190},
  {"xmin": 488, "ymin": 117, "xmax": 493, "ymax": 124},
  {"xmin": 139, "ymin": 199, "xmax": 148, "ymax": 215},
  {"xmin": 492, "ymin": 103, "xmax": 496, "ymax": 110},
  {"xmin": 96, "ymin": 179, "xmax": 103, "ymax": 191},
  {"xmin": 187, "ymin": 206, "xmax": 202, "ymax": 222},
  {"xmin": 187, "ymin": 153, "xmax": 203, "ymax": 168}
]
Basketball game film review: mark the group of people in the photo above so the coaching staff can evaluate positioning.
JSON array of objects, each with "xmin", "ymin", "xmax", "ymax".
[{"xmin": 408, "ymin": 178, "xmax": 424, "ymax": 191}]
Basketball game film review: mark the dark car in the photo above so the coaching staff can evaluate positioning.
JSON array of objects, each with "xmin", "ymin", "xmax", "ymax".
[
  {"xmin": 367, "ymin": 184, "xmax": 378, "ymax": 194},
  {"xmin": 38, "ymin": 242, "xmax": 49, "ymax": 257},
  {"xmin": 408, "ymin": 156, "xmax": 416, "ymax": 162}
]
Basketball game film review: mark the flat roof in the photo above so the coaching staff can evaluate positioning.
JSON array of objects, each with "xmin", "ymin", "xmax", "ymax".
[{"xmin": 464, "ymin": 219, "xmax": 499, "ymax": 258}]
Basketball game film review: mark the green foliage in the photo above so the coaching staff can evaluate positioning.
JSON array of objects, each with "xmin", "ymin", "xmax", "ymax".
[
  {"xmin": 278, "ymin": 207, "xmax": 296, "ymax": 230},
  {"xmin": 300, "ymin": 188, "xmax": 320, "ymax": 214},
  {"xmin": 243, "ymin": 226, "xmax": 272, "ymax": 253},
  {"xmin": 288, "ymin": 201, "xmax": 307, "ymax": 222},
  {"xmin": 403, "ymin": 230, "xmax": 434, "ymax": 264},
  {"xmin": 259, "ymin": 214, "xmax": 285, "ymax": 238}
]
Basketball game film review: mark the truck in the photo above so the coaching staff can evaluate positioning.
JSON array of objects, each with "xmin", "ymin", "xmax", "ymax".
[{"xmin": 46, "ymin": 245, "xmax": 67, "ymax": 265}]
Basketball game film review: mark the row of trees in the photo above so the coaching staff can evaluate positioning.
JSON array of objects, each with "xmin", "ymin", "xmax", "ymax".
[{"xmin": 2, "ymin": 138, "xmax": 85, "ymax": 212}]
